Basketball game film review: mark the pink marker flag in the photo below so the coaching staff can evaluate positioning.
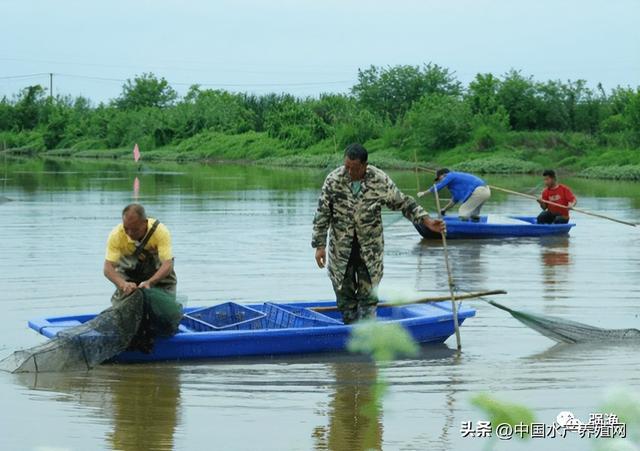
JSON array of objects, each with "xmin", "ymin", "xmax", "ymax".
[{"xmin": 133, "ymin": 143, "xmax": 141, "ymax": 162}]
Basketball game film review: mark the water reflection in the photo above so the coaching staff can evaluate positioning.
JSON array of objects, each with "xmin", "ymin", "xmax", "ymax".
[
  {"xmin": 539, "ymin": 236, "xmax": 572, "ymax": 298},
  {"xmin": 413, "ymin": 239, "xmax": 487, "ymax": 292},
  {"xmin": 108, "ymin": 366, "xmax": 180, "ymax": 451},
  {"xmin": 313, "ymin": 362, "xmax": 383, "ymax": 451},
  {"xmin": 15, "ymin": 365, "xmax": 181, "ymax": 451}
]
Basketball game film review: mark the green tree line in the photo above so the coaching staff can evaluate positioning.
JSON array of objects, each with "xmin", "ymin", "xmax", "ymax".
[{"xmin": 0, "ymin": 64, "xmax": 638, "ymax": 159}]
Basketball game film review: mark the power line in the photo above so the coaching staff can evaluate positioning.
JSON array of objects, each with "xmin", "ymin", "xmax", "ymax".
[
  {"xmin": 56, "ymin": 73, "xmax": 125, "ymax": 83},
  {"xmin": 56, "ymin": 73, "xmax": 354, "ymax": 88},
  {"xmin": 0, "ymin": 55, "xmax": 355, "ymax": 75},
  {"xmin": 49, "ymin": 73, "xmax": 355, "ymax": 88},
  {"xmin": 0, "ymin": 73, "xmax": 50, "ymax": 80},
  {"xmin": 0, "ymin": 72, "xmax": 355, "ymax": 88}
]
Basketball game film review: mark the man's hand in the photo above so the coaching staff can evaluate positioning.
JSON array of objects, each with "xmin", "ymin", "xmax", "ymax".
[
  {"xmin": 417, "ymin": 191, "xmax": 429, "ymax": 198},
  {"xmin": 424, "ymin": 217, "xmax": 446, "ymax": 234},
  {"xmin": 138, "ymin": 280, "xmax": 152, "ymax": 289},
  {"xmin": 315, "ymin": 247, "xmax": 326, "ymax": 268},
  {"xmin": 120, "ymin": 281, "xmax": 138, "ymax": 295}
]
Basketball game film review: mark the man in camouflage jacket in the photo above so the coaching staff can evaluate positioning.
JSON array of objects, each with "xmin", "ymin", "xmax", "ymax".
[{"xmin": 312, "ymin": 144, "xmax": 445, "ymax": 324}]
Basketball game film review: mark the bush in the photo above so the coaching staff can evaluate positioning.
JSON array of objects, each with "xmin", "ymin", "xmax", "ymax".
[
  {"xmin": 114, "ymin": 73, "xmax": 177, "ymax": 110},
  {"xmin": 311, "ymin": 94, "xmax": 386, "ymax": 148},
  {"xmin": 334, "ymin": 110, "xmax": 383, "ymax": 148},
  {"xmin": 264, "ymin": 98, "xmax": 328, "ymax": 149},
  {"xmin": 352, "ymin": 63, "xmax": 461, "ymax": 123},
  {"xmin": 43, "ymin": 110, "xmax": 68, "ymax": 149},
  {"xmin": 600, "ymin": 114, "xmax": 627, "ymax": 133},
  {"xmin": 497, "ymin": 70, "xmax": 539, "ymax": 130},
  {"xmin": 471, "ymin": 125, "xmax": 500, "ymax": 151},
  {"xmin": 580, "ymin": 165, "xmax": 640, "ymax": 180},
  {"xmin": 0, "ymin": 130, "xmax": 45, "ymax": 151},
  {"xmin": 466, "ymin": 73, "xmax": 502, "ymax": 116},
  {"xmin": 623, "ymin": 88, "xmax": 640, "ymax": 146},
  {"xmin": 0, "ymin": 99, "xmax": 16, "ymax": 130},
  {"xmin": 380, "ymin": 125, "xmax": 410, "ymax": 149},
  {"xmin": 171, "ymin": 87, "xmax": 254, "ymax": 138},
  {"xmin": 0, "ymin": 130, "xmax": 33, "ymax": 149},
  {"xmin": 597, "ymin": 130, "xmax": 637, "ymax": 149},
  {"xmin": 69, "ymin": 138, "xmax": 109, "ymax": 150},
  {"xmin": 454, "ymin": 157, "xmax": 541, "ymax": 174},
  {"xmin": 470, "ymin": 108, "xmax": 510, "ymax": 151},
  {"xmin": 405, "ymin": 94, "xmax": 472, "ymax": 150},
  {"xmin": 174, "ymin": 130, "xmax": 288, "ymax": 160},
  {"xmin": 556, "ymin": 156, "xmax": 580, "ymax": 168}
]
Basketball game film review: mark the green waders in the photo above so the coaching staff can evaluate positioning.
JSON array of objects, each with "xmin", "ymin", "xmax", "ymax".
[{"xmin": 333, "ymin": 236, "xmax": 378, "ymax": 324}]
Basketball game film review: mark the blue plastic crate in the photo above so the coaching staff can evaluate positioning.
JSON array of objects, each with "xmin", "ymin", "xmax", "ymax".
[
  {"xmin": 182, "ymin": 302, "xmax": 266, "ymax": 331},
  {"xmin": 263, "ymin": 303, "xmax": 343, "ymax": 329}
]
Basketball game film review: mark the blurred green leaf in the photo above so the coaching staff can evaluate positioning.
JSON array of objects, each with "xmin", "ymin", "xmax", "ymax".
[
  {"xmin": 471, "ymin": 393, "xmax": 535, "ymax": 439},
  {"xmin": 347, "ymin": 321, "xmax": 419, "ymax": 362}
]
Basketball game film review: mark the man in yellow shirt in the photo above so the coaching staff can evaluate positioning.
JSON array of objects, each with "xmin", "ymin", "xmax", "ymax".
[{"xmin": 104, "ymin": 203, "xmax": 177, "ymax": 304}]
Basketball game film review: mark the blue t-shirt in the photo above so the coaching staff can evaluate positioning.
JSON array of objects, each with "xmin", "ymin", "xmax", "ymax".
[{"xmin": 429, "ymin": 172, "xmax": 486, "ymax": 203}]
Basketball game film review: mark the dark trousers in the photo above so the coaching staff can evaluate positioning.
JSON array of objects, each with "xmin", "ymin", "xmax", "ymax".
[
  {"xmin": 333, "ymin": 239, "xmax": 378, "ymax": 324},
  {"xmin": 537, "ymin": 210, "xmax": 569, "ymax": 224}
]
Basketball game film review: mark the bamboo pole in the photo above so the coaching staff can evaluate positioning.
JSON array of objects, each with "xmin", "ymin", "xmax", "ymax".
[
  {"xmin": 433, "ymin": 184, "xmax": 462, "ymax": 351},
  {"xmin": 311, "ymin": 289, "xmax": 507, "ymax": 313},
  {"xmin": 488, "ymin": 185, "xmax": 637, "ymax": 227}
]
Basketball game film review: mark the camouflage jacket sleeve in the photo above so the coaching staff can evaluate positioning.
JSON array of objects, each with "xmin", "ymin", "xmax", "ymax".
[
  {"xmin": 311, "ymin": 176, "xmax": 332, "ymax": 248},
  {"xmin": 382, "ymin": 175, "xmax": 429, "ymax": 223}
]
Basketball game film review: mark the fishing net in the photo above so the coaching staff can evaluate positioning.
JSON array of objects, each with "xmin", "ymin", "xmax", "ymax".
[
  {"xmin": 0, "ymin": 288, "xmax": 183, "ymax": 373},
  {"xmin": 488, "ymin": 300, "xmax": 640, "ymax": 344}
]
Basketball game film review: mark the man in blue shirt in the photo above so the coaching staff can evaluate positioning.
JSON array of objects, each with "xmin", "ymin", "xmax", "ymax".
[{"xmin": 418, "ymin": 168, "xmax": 491, "ymax": 221}]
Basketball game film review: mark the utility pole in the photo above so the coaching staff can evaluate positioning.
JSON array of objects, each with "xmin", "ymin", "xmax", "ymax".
[{"xmin": 49, "ymin": 73, "xmax": 53, "ymax": 99}]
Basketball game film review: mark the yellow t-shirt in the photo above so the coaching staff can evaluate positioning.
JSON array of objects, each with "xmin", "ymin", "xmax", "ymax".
[{"xmin": 105, "ymin": 218, "xmax": 173, "ymax": 263}]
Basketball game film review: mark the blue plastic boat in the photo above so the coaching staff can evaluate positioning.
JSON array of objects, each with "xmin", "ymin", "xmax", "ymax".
[
  {"xmin": 414, "ymin": 215, "xmax": 575, "ymax": 239},
  {"xmin": 28, "ymin": 301, "xmax": 475, "ymax": 363}
]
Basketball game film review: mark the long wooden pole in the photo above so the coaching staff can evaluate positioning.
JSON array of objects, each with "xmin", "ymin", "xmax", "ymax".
[
  {"xmin": 416, "ymin": 165, "xmax": 637, "ymax": 228},
  {"xmin": 433, "ymin": 183, "xmax": 462, "ymax": 350},
  {"xmin": 488, "ymin": 185, "xmax": 637, "ymax": 227},
  {"xmin": 311, "ymin": 289, "xmax": 507, "ymax": 313}
]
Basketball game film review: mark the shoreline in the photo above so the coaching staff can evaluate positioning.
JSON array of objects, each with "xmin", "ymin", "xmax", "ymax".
[{"xmin": 2, "ymin": 138, "xmax": 640, "ymax": 181}]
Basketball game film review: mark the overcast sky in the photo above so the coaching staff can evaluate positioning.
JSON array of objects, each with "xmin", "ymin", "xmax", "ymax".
[{"xmin": 1, "ymin": 0, "xmax": 638, "ymax": 103}]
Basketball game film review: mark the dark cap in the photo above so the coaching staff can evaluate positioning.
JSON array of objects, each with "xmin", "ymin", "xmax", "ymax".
[{"xmin": 435, "ymin": 168, "xmax": 450, "ymax": 181}]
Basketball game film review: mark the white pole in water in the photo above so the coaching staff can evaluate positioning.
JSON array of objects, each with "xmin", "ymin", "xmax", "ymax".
[{"xmin": 432, "ymin": 184, "xmax": 462, "ymax": 351}]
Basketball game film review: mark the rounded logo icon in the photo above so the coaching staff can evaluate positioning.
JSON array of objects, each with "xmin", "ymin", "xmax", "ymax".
[{"xmin": 556, "ymin": 411, "xmax": 575, "ymax": 426}]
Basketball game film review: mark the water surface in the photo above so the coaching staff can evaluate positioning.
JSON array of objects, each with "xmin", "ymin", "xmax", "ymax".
[{"xmin": 1, "ymin": 158, "xmax": 639, "ymax": 450}]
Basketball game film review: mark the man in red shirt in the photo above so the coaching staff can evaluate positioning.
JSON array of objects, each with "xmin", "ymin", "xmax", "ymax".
[{"xmin": 537, "ymin": 169, "xmax": 577, "ymax": 224}]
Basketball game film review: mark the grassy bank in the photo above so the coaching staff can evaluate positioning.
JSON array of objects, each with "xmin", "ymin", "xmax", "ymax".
[{"xmin": 5, "ymin": 128, "xmax": 638, "ymax": 180}]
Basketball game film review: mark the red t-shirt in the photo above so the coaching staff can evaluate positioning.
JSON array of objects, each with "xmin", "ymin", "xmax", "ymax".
[{"xmin": 541, "ymin": 184, "xmax": 576, "ymax": 217}]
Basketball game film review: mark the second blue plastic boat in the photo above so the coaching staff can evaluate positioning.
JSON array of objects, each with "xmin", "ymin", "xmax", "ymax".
[{"xmin": 415, "ymin": 215, "xmax": 575, "ymax": 239}]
